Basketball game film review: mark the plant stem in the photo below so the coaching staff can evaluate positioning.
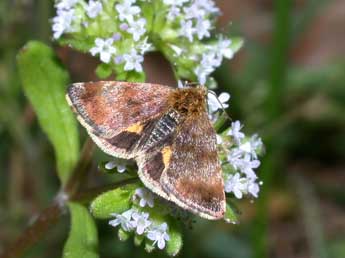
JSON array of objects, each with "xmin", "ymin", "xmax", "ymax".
[
  {"xmin": 71, "ymin": 178, "xmax": 140, "ymax": 204},
  {"xmin": 0, "ymin": 138, "xmax": 137, "ymax": 258},
  {"xmin": 63, "ymin": 138, "xmax": 95, "ymax": 196},
  {"xmin": 0, "ymin": 202, "xmax": 64, "ymax": 258},
  {"xmin": 0, "ymin": 178, "xmax": 138, "ymax": 258},
  {"xmin": 251, "ymin": 1, "xmax": 292, "ymax": 258}
]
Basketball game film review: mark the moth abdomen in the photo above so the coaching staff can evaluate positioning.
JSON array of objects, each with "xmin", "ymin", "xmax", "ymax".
[{"xmin": 138, "ymin": 109, "xmax": 181, "ymax": 152}]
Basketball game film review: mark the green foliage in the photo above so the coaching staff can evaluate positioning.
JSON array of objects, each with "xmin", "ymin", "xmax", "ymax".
[
  {"xmin": 17, "ymin": 41, "xmax": 79, "ymax": 184},
  {"xmin": 165, "ymin": 219, "xmax": 183, "ymax": 257},
  {"xmin": 90, "ymin": 183, "xmax": 139, "ymax": 219},
  {"xmin": 224, "ymin": 202, "xmax": 239, "ymax": 224},
  {"xmin": 95, "ymin": 63, "xmax": 112, "ymax": 79},
  {"xmin": 118, "ymin": 228, "xmax": 131, "ymax": 241},
  {"xmin": 63, "ymin": 202, "xmax": 99, "ymax": 258}
]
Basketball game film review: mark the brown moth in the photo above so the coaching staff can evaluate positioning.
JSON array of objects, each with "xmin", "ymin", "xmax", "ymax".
[{"xmin": 66, "ymin": 81, "xmax": 226, "ymax": 220}]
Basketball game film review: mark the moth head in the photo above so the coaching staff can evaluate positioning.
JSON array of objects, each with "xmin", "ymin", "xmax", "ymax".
[{"xmin": 169, "ymin": 85, "xmax": 207, "ymax": 116}]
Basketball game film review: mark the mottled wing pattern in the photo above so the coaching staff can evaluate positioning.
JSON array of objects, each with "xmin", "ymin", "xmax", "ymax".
[
  {"xmin": 66, "ymin": 81, "xmax": 173, "ymax": 158},
  {"xmin": 160, "ymin": 112, "xmax": 226, "ymax": 219}
]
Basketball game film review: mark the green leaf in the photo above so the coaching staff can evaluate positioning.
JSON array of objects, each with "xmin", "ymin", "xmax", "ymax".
[
  {"xmin": 145, "ymin": 241, "xmax": 155, "ymax": 253},
  {"xmin": 17, "ymin": 41, "xmax": 79, "ymax": 184},
  {"xmin": 134, "ymin": 234, "xmax": 144, "ymax": 246},
  {"xmin": 95, "ymin": 63, "xmax": 113, "ymax": 79},
  {"xmin": 90, "ymin": 183, "xmax": 139, "ymax": 219},
  {"xmin": 118, "ymin": 228, "xmax": 131, "ymax": 241},
  {"xmin": 224, "ymin": 202, "xmax": 239, "ymax": 224},
  {"xmin": 126, "ymin": 71, "xmax": 146, "ymax": 83},
  {"xmin": 59, "ymin": 37, "xmax": 95, "ymax": 53},
  {"xmin": 63, "ymin": 202, "xmax": 99, "ymax": 258},
  {"xmin": 230, "ymin": 37, "xmax": 244, "ymax": 54},
  {"xmin": 166, "ymin": 219, "xmax": 183, "ymax": 257}
]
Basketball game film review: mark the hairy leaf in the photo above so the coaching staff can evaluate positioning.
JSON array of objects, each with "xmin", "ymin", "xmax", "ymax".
[
  {"xmin": 63, "ymin": 202, "xmax": 99, "ymax": 258},
  {"xmin": 17, "ymin": 41, "xmax": 79, "ymax": 184},
  {"xmin": 90, "ymin": 183, "xmax": 139, "ymax": 219}
]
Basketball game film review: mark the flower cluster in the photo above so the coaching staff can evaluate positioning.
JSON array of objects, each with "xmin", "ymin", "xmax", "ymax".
[
  {"xmin": 163, "ymin": 0, "xmax": 218, "ymax": 41},
  {"xmin": 109, "ymin": 209, "xmax": 170, "ymax": 250},
  {"xmin": 207, "ymin": 91, "xmax": 263, "ymax": 199},
  {"xmin": 222, "ymin": 122, "xmax": 263, "ymax": 199},
  {"xmin": 52, "ymin": 0, "xmax": 78, "ymax": 39},
  {"xmin": 52, "ymin": 0, "xmax": 242, "ymax": 84},
  {"xmin": 52, "ymin": 0, "xmax": 152, "ymax": 77},
  {"xmin": 195, "ymin": 37, "xmax": 235, "ymax": 84}
]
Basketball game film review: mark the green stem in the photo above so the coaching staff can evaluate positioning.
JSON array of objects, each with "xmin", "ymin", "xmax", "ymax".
[
  {"xmin": 251, "ymin": 1, "xmax": 292, "ymax": 258},
  {"xmin": 291, "ymin": 174, "xmax": 329, "ymax": 258}
]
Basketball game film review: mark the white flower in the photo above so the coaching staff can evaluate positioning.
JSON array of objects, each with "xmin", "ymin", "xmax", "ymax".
[
  {"xmin": 217, "ymin": 36, "xmax": 233, "ymax": 59},
  {"xmin": 127, "ymin": 18, "xmax": 147, "ymax": 41},
  {"xmin": 86, "ymin": 0, "xmax": 102, "ymax": 18},
  {"xmin": 195, "ymin": 65, "xmax": 209, "ymax": 85},
  {"xmin": 195, "ymin": 67, "xmax": 208, "ymax": 85},
  {"xmin": 167, "ymin": 5, "xmax": 181, "ymax": 21},
  {"xmin": 239, "ymin": 134, "xmax": 263, "ymax": 159},
  {"xmin": 195, "ymin": 0, "xmax": 219, "ymax": 14},
  {"xmin": 147, "ymin": 223, "xmax": 170, "ymax": 249},
  {"xmin": 216, "ymin": 134, "xmax": 223, "ymax": 144},
  {"xmin": 179, "ymin": 20, "xmax": 195, "ymax": 42},
  {"xmin": 131, "ymin": 212, "xmax": 152, "ymax": 235},
  {"xmin": 247, "ymin": 180, "xmax": 261, "ymax": 198},
  {"xmin": 109, "ymin": 209, "xmax": 135, "ymax": 231},
  {"xmin": 123, "ymin": 49, "xmax": 144, "ymax": 72},
  {"xmin": 137, "ymin": 37, "xmax": 152, "ymax": 54},
  {"xmin": 224, "ymin": 173, "xmax": 247, "ymax": 199},
  {"xmin": 227, "ymin": 121, "xmax": 245, "ymax": 144},
  {"xmin": 207, "ymin": 91, "xmax": 230, "ymax": 113},
  {"xmin": 90, "ymin": 38, "xmax": 116, "ymax": 63},
  {"xmin": 55, "ymin": 0, "xmax": 78, "ymax": 10},
  {"xmin": 196, "ymin": 18, "xmax": 211, "ymax": 39},
  {"xmin": 227, "ymin": 148, "xmax": 244, "ymax": 170},
  {"xmin": 115, "ymin": 0, "xmax": 141, "ymax": 23},
  {"xmin": 239, "ymin": 141, "xmax": 252, "ymax": 154},
  {"xmin": 52, "ymin": 9, "xmax": 75, "ymax": 39},
  {"xmin": 105, "ymin": 160, "xmax": 126, "ymax": 173},
  {"xmin": 163, "ymin": 0, "xmax": 188, "ymax": 6},
  {"xmin": 225, "ymin": 174, "xmax": 261, "ymax": 199},
  {"xmin": 170, "ymin": 44, "xmax": 183, "ymax": 56},
  {"xmin": 238, "ymin": 154, "xmax": 260, "ymax": 179},
  {"xmin": 249, "ymin": 134, "xmax": 263, "ymax": 158},
  {"xmin": 195, "ymin": 52, "xmax": 221, "ymax": 84},
  {"xmin": 134, "ymin": 188, "xmax": 154, "ymax": 208},
  {"xmin": 183, "ymin": 3, "xmax": 206, "ymax": 19}
]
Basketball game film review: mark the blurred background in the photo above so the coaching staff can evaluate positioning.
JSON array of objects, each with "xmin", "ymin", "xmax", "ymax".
[{"xmin": 1, "ymin": 1, "xmax": 345, "ymax": 258}]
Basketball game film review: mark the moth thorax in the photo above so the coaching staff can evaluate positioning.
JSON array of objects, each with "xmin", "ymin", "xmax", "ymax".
[{"xmin": 169, "ymin": 87, "xmax": 207, "ymax": 116}]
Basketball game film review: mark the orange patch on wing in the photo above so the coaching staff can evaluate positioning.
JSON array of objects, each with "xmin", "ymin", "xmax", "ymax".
[
  {"xmin": 162, "ymin": 146, "xmax": 172, "ymax": 167},
  {"xmin": 125, "ymin": 123, "xmax": 144, "ymax": 134}
]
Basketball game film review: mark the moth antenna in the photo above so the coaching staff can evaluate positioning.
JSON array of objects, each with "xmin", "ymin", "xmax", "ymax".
[{"xmin": 207, "ymin": 90, "xmax": 232, "ymax": 122}]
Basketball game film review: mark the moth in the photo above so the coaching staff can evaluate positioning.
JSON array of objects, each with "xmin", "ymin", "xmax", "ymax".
[{"xmin": 66, "ymin": 81, "xmax": 226, "ymax": 219}]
